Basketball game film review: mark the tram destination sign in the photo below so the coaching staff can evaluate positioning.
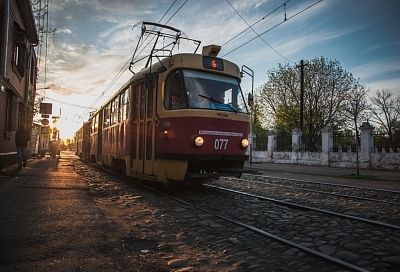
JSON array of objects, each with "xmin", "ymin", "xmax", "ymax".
[{"xmin": 203, "ymin": 56, "xmax": 224, "ymax": 71}]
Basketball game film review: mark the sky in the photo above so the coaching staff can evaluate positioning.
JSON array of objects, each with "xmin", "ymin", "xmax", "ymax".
[{"xmin": 35, "ymin": 0, "xmax": 400, "ymax": 139}]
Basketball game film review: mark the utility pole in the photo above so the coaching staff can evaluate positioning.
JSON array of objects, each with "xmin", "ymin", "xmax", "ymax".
[{"xmin": 297, "ymin": 60, "xmax": 307, "ymax": 132}]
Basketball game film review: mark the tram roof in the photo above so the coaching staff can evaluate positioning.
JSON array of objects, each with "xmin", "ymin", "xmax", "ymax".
[{"xmin": 88, "ymin": 53, "xmax": 241, "ymax": 119}]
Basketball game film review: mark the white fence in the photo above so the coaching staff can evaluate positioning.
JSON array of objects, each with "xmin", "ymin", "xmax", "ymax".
[{"xmin": 251, "ymin": 122, "xmax": 400, "ymax": 170}]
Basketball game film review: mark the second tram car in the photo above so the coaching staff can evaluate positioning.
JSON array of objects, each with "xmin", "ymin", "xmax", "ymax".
[{"xmin": 76, "ymin": 25, "xmax": 250, "ymax": 183}]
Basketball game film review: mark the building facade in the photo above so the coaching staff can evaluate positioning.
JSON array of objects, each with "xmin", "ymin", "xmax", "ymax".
[{"xmin": 0, "ymin": 0, "xmax": 38, "ymax": 167}]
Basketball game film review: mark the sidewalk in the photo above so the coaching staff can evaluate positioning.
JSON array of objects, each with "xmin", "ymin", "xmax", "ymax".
[{"xmin": 0, "ymin": 154, "xmax": 124, "ymax": 271}]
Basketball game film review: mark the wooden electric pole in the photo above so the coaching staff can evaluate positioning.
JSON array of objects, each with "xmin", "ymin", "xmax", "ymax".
[{"xmin": 297, "ymin": 60, "xmax": 307, "ymax": 132}]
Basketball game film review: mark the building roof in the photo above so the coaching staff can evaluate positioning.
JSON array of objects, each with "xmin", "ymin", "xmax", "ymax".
[{"xmin": 16, "ymin": 0, "xmax": 38, "ymax": 45}]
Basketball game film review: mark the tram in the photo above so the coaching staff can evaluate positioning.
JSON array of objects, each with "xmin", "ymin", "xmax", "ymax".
[{"xmin": 76, "ymin": 22, "xmax": 250, "ymax": 183}]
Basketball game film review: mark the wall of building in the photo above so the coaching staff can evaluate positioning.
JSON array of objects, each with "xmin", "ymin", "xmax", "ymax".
[{"xmin": 0, "ymin": 0, "xmax": 38, "ymax": 168}]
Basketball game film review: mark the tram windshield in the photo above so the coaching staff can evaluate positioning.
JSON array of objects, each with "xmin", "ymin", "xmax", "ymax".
[{"xmin": 165, "ymin": 69, "xmax": 248, "ymax": 113}]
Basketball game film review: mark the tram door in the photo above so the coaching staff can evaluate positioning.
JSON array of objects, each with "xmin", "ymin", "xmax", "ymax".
[{"xmin": 132, "ymin": 81, "xmax": 155, "ymax": 176}]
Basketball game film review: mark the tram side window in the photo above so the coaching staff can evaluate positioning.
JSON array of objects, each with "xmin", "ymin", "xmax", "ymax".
[
  {"xmin": 117, "ymin": 97, "xmax": 121, "ymax": 122},
  {"xmin": 140, "ymin": 84, "xmax": 146, "ymax": 119},
  {"xmin": 110, "ymin": 101, "xmax": 114, "ymax": 125},
  {"xmin": 165, "ymin": 70, "xmax": 187, "ymax": 109},
  {"xmin": 147, "ymin": 87, "xmax": 153, "ymax": 118},
  {"xmin": 94, "ymin": 114, "xmax": 98, "ymax": 132},
  {"xmin": 113, "ymin": 97, "xmax": 120, "ymax": 124},
  {"xmin": 110, "ymin": 98, "xmax": 119, "ymax": 125},
  {"xmin": 90, "ymin": 116, "xmax": 94, "ymax": 134},
  {"xmin": 104, "ymin": 105, "xmax": 110, "ymax": 127},
  {"xmin": 120, "ymin": 89, "xmax": 129, "ymax": 121},
  {"xmin": 132, "ymin": 85, "xmax": 138, "ymax": 120}
]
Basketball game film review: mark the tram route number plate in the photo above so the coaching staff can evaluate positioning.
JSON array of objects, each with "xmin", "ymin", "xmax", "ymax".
[{"xmin": 214, "ymin": 139, "xmax": 228, "ymax": 150}]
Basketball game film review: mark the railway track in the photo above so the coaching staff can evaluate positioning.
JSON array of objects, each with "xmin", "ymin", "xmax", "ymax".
[
  {"xmin": 242, "ymin": 173, "xmax": 400, "ymax": 204},
  {"xmin": 141, "ymin": 185, "xmax": 371, "ymax": 271},
  {"xmin": 216, "ymin": 175, "xmax": 400, "ymax": 227},
  {"xmin": 168, "ymin": 184, "xmax": 399, "ymax": 271},
  {"xmin": 203, "ymin": 183, "xmax": 400, "ymax": 230},
  {"xmin": 78, "ymin": 159, "xmax": 399, "ymax": 271},
  {"xmin": 194, "ymin": 184, "xmax": 399, "ymax": 272}
]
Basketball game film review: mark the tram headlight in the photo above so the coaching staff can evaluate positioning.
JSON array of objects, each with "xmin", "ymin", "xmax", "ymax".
[
  {"xmin": 162, "ymin": 129, "xmax": 176, "ymax": 139},
  {"xmin": 194, "ymin": 136, "xmax": 204, "ymax": 147},
  {"xmin": 241, "ymin": 138, "xmax": 249, "ymax": 148}
]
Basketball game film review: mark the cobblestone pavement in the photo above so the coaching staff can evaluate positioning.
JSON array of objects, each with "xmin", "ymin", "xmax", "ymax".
[{"xmin": 1, "ymin": 152, "xmax": 399, "ymax": 271}]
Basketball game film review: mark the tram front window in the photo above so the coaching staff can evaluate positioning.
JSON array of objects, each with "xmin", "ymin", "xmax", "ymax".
[{"xmin": 164, "ymin": 69, "xmax": 247, "ymax": 113}]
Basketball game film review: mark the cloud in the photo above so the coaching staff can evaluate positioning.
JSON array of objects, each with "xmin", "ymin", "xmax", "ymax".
[
  {"xmin": 351, "ymin": 58, "xmax": 400, "ymax": 80},
  {"xmin": 57, "ymin": 28, "xmax": 72, "ymax": 34},
  {"xmin": 365, "ymin": 78, "xmax": 400, "ymax": 96},
  {"xmin": 37, "ymin": 0, "xmax": 400, "ymax": 138}
]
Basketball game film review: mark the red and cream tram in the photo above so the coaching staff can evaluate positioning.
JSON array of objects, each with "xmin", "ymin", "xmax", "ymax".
[{"xmin": 77, "ymin": 42, "xmax": 250, "ymax": 183}]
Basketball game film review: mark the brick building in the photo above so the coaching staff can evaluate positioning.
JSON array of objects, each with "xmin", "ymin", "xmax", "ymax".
[{"xmin": 0, "ymin": 0, "xmax": 38, "ymax": 167}]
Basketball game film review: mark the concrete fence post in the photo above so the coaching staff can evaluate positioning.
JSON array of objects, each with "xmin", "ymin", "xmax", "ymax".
[
  {"xmin": 267, "ymin": 131, "xmax": 277, "ymax": 153},
  {"xmin": 291, "ymin": 128, "xmax": 302, "ymax": 151},
  {"xmin": 322, "ymin": 127, "xmax": 333, "ymax": 153},
  {"xmin": 321, "ymin": 127, "xmax": 333, "ymax": 166},
  {"xmin": 360, "ymin": 122, "xmax": 374, "ymax": 162}
]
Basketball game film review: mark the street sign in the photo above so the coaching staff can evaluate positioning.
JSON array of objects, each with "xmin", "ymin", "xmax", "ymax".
[
  {"xmin": 39, "ymin": 103, "xmax": 52, "ymax": 114},
  {"xmin": 40, "ymin": 126, "xmax": 50, "ymax": 134},
  {"xmin": 41, "ymin": 118, "xmax": 49, "ymax": 126}
]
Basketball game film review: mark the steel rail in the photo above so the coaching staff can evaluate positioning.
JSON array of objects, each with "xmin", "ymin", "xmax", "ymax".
[
  {"xmin": 135, "ymin": 181, "xmax": 369, "ymax": 272},
  {"xmin": 78, "ymin": 159, "xmax": 370, "ymax": 272},
  {"xmin": 227, "ymin": 177, "xmax": 400, "ymax": 206},
  {"xmin": 204, "ymin": 184, "xmax": 400, "ymax": 231},
  {"xmin": 245, "ymin": 172, "xmax": 400, "ymax": 194}
]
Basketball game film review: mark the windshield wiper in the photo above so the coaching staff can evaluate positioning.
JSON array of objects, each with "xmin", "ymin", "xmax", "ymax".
[
  {"xmin": 198, "ymin": 94, "xmax": 238, "ymax": 113},
  {"xmin": 198, "ymin": 94, "xmax": 221, "ymax": 104}
]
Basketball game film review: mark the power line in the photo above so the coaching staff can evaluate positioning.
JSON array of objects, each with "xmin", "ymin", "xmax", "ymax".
[
  {"xmin": 222, "ymin": 0, "xmax": 323, "ymax": 58},
  {"xmin": 221, "ymin": 0, "xmax": 291, "ymax": 48},
  {"xmin": 224, "ymin": 0, "xmax": 294, "ymax": 64},
  {"xmin": 45, "ymin": 97, "xmax": 96, "ymax": 109},
  {"xmin": 81, "ymin": 0, "xmax": 189, "ymax": 119},
  {"xmin": 165, "ymin": 0, "xmax": 190, "ymax": 24}
]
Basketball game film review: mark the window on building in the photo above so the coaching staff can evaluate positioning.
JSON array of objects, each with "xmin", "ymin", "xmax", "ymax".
[{"xmin": 13, "ymin": 25, "xmax": 27, "ymax": 75}]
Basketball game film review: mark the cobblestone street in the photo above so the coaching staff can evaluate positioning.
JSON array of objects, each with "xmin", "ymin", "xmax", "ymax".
[{"xmin": 1, "ymin": 152, "xmax": 399, "ymax": 271}]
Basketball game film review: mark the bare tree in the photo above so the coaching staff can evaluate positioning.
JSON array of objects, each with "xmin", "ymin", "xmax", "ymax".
[
  {"xmin": 370, "ymin": 89, "xmax": 400, "ymax": 147},
  {"xmin": 342, "ymin": 82, "xmax": 369, "ymax": 143},
  {"xmin": 342, "ymin": 82, "xmax": 369, "ymax": 175}
]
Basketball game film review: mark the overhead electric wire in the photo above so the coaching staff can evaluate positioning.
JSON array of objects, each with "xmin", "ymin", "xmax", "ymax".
[
  {"xmin": 45, "ymin": 97, "xmax": 96, "ymax": 109},
  {"xmin": 165, "ymin": 0, "xmax": 190, "ymax": 24},
  {"xmin": 82, "ymin": 0, "xmax": 187, "ymax": 119},
  {"xmin": 221, "ymin": 0, "xmax": 291, "ymax": 48},
  {"xmin": 224, "ymin": 0, "xmax": 294, "ymax": 64},
  {"xmin": 222, "ymin": 0, "xmax": 323, "ymax": 58}
]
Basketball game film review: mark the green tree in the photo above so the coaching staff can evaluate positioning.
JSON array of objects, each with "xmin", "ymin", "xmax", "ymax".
[{"xmin": 259, "ymin": 57, "xmax": 354, "ymax": 137}]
